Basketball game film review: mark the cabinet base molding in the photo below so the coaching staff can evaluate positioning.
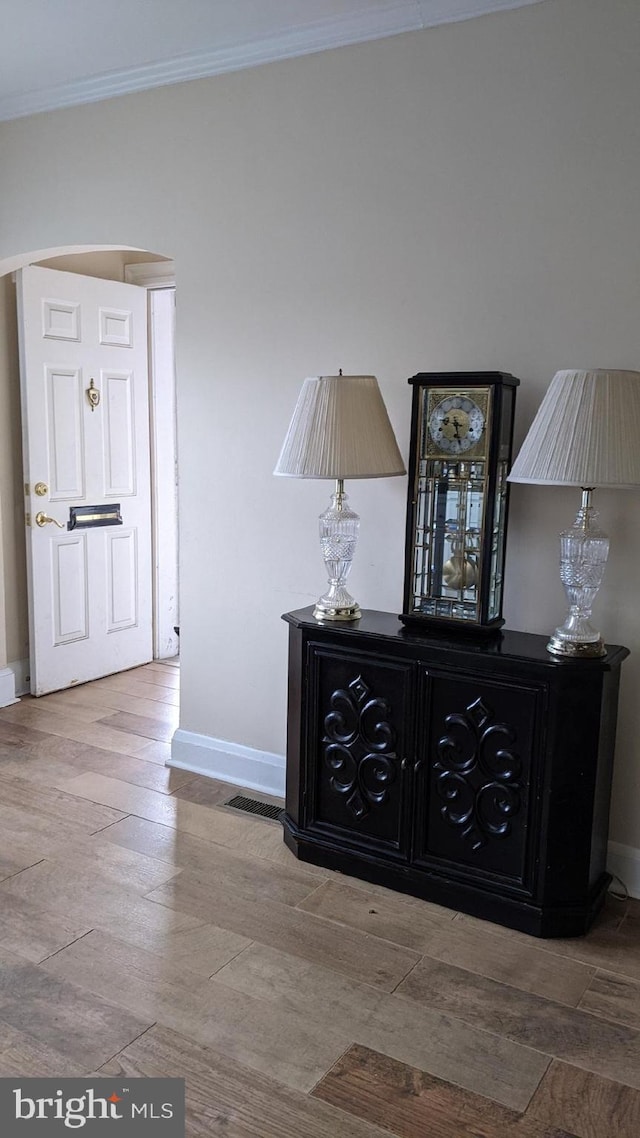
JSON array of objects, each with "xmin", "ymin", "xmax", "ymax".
[{"xmin": 283, "ymin": 817, "xmax": 611, "ymax": 939}]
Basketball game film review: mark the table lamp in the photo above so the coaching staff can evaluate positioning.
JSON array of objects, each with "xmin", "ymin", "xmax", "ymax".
[
  {"xmin": 508, "ymin": 369, "xmax": 640, "ymax": 656},
  {"xmin": 274, "ymin": 373, "xmax": 405, "ymax": 620}
]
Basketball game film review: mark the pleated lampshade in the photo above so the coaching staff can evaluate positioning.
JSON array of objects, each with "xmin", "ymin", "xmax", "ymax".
[
  {"xmin": 274, "ymin": 374, "xmax": 406, "ymax": 480},
  {"xmin": 508, "ymin": 369, "xmax": 640, "ymax": 488}
]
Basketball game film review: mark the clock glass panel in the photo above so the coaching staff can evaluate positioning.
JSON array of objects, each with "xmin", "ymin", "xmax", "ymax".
[
  {"xmin": 412, "ymin": 460, "xmax": 485, "ymax": 621},
  {"xmin": 402, "ymin": 373, "xmax": 518, "ymax": 631},
  {"xmin": 488, "ymin": 460, "xmax": 509, "ymax": 621},
  {"xmin": 410, "ymin": 387, "xmax": 491, "ymax": 622}
]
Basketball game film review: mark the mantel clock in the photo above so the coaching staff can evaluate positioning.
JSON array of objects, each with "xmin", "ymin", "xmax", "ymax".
[{"xmin": 400, "ymin": 371, "xmax": 519, "ymax": 633}]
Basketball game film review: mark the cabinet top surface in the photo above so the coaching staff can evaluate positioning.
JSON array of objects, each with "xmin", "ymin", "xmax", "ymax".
[{"xmin": 282, "ymin": 608, "xmax": 629, "ymax": 669}]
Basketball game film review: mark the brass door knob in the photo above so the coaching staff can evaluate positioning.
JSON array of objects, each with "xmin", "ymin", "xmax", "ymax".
[{"xmin": 35, "ymin": 512, "xmax": 65, "ymax": 529}]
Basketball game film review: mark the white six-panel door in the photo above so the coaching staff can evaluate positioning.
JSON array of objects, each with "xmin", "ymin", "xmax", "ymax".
[{"xmin": 18, "ymin": 265, "xmax": 153, "ymax": 695}]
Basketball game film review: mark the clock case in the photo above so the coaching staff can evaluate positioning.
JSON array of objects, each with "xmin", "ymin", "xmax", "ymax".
[{"xmin": 400, "ymin": 371, "xmax": 519, "ymax": 635}]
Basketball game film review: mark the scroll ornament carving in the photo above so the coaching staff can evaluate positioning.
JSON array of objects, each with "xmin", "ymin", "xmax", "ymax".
[
  {"xmin": 435, "ymin": 697, "xmax": 522, "ymax": 851},
  {"xmin": 323, "ymin": 675, "xmax": 397, "ymax": 820}
]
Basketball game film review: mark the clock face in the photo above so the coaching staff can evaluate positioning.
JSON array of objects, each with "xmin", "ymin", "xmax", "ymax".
[{"xmin": 428, "ymin": 394, "xmax": 486, "ymax": 454}]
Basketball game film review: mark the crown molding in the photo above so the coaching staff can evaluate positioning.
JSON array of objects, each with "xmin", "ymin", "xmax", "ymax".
[{"xmin": 0, "ymin": 0, "xmax": 546, "ymax": 123}]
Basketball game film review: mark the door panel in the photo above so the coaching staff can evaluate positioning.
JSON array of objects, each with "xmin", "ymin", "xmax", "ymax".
[
  {"xmin": 414, "ymin": 667, "xmax": 542, "ymax": 896},
  {"xmin": 18, "ymin": 265, "xmax": 152, "ymax": 695},
  {"xmin": 306, "ymin": 644, "xmax": 413, "ymax": 861},
  {"xmin": 99, "ymin": 306, "xmax": 133, "ymax": 347},
  {"xmin": 47, "ymin": 367, "xmax": 85, "ymax": 498},
  {"xmin": 107, "ymin": 530, "xmax": 138, "ymax": 630},
  {"xmin": 53, "ymin": 535, "xmax": 89, "ymax": 643},
  {"xmin": 103, "ymin": 371, "xmax": 136, "ymax": 494},
  {"xmin": 42, "ymin": 298, "xmax": 80, "ymax": 340}
]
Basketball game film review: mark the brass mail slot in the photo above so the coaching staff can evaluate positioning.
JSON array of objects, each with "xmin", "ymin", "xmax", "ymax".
[{"xmin": 68, "ymin": 504, "xmax": 123, "ymax": 530}]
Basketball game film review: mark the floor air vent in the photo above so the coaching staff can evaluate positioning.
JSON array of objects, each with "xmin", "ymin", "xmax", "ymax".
[{"xmin": 224, "ymin": 794, "xmax": 284, "ymax": 822}]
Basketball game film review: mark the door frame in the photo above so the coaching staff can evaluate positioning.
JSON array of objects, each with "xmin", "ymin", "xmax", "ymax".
[{"xmin": 125, "ymin": 260, "xmax": 178, "ymax": 660}]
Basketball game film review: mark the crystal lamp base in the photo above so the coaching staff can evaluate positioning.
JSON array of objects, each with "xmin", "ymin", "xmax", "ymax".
[
  {"xmin": 547, "ymin": 490, "xmax": 609, "ymax": 659},
  {"xmin": 314, "ymin": 480, "xmax": 361, "ymax": 622}
]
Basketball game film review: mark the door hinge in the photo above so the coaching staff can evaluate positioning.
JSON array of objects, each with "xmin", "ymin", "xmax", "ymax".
[
  {"xmin": 24, "ymin": 482, "xmax": 30, "ymax": 496},
  {"xmin": 25, "ymin": 512, "xmax": 31, "ymax": 527}
]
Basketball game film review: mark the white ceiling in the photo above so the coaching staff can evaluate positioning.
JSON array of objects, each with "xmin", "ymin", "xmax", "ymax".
[{"xmin": 0, "ymin": 0, "xmax": 547, "ymax": 122}]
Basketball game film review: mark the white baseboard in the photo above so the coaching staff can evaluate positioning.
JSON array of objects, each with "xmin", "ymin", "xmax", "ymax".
[
  {"xmin": 8, "ymin": 657, "xmax": 29, "ymax": 698},
  {"xmin": 169, "ymin": 728, "xmax": 285, "ymax": 798},
  {"xmin": 608, "ymin": 841, "xmax": 640, "ymax": 900},
  {"xmin": 0, "ymin": 666, "xmax": 19, "ymax": 707}
]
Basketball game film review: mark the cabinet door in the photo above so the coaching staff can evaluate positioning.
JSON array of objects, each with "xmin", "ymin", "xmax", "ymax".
[
  {"xmin": 414, "ymin": 668, "xmax": 543, "ymax": 896},
  {"xmin": 305, "ymin": 645, "xmax": 413, "ymax": 860}
]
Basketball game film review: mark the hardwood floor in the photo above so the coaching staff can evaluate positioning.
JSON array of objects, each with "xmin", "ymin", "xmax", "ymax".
[{"xmin": 0, "ymin": 660, "xmax": 639, "ymax": 1136}]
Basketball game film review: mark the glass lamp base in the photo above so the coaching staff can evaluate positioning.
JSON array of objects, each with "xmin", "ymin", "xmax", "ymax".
[
  {"xmin": 547, "ymin": 492, "xmax": 609, "ymax": 660},
  {"xmin": 314, "ymin": 480, "xmax": 361, "ymax": 622}
]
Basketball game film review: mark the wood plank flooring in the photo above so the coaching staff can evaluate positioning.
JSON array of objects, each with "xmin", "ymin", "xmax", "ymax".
[{"xmin": 0, "ymin": 660, "xmax": 639, "ymax": 1136}]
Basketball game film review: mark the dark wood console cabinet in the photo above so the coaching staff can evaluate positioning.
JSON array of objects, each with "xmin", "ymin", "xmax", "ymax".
[{"xmin": 282, "ymin": 608, "xmax": 629, "ymax": 937}]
